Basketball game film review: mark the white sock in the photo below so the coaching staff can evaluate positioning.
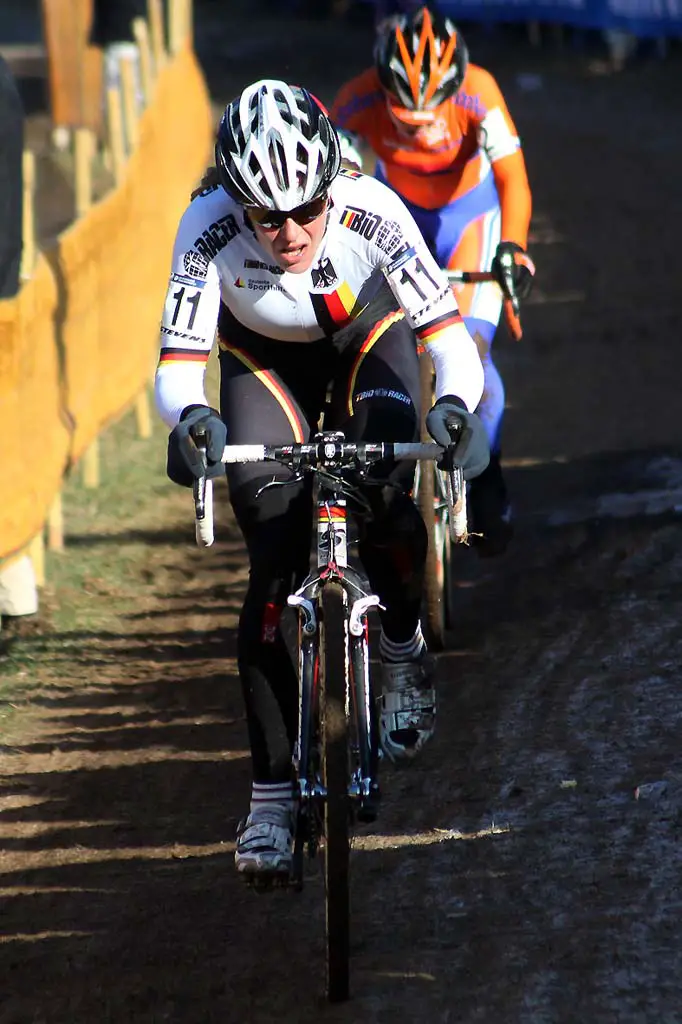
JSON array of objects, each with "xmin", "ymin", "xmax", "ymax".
[
  {"xmin": 379, "ymin": 623, "xmax": 426, "ymax": 664},
  {"xmin": 250, "ymin": 782, "xmax": 294, "ymax": 815}
]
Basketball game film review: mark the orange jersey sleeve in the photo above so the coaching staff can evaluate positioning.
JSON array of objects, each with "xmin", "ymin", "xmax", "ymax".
[
  {"xmin": 466, "ymin": 66, "xmax": 532, "ymax": 248},
  {"xmin": 331, "ymin": 68, "xmax": 386, "ymax": 139}
]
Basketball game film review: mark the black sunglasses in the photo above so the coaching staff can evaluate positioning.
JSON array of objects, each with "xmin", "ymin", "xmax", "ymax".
[{"xmin": 249, "ymin": 194, "xmax": 329, "ymax": 231}]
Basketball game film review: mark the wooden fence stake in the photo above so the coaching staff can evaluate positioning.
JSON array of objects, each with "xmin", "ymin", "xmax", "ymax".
[
  {"xmin": 74, "ymin": 127, "xmax": 94, "ymax": 218},
  {"xmin": 106, "ymin": 85, "xmax": 126, "ymax": 183},
  {"xmin": 135, "ymin": 388, "xmax": 152, "ymax": 439},
  {"xmin": 133, "ymin": 17, "xmax": 155, "ymax": 104},
  {"xmin": 20, "ymin": 149, "xmax": 36, "ymax": 281},
  {"xmin": 147, "ymin": 0, "xmax": 167, "ymax": 71},
  {"xmin": 28, "ymin": 532, "xmax": 45, "ymax": 588},
  {"xmin": 527, "ymin": 21, "xmax": 542, "ymax": 47},
  {"xmin": 120, "ymin": 55, "xmax": 141, "ymax": 153},
  {"xmin": 169, "ymin": 0, "xmax": 192, "ymax": 54},
  {"xmin": 47, "ymin": 492, "xmax": 64, "ymax": 551},
  {"xmin": 83, "ymin": 435, "xmax": 100, "ymax": 489}
]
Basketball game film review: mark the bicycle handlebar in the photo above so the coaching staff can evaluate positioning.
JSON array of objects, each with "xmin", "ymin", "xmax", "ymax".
[
  {"xmin": 192, "ymin": 440, "xmax": 466, "ymax": 548},
  {"xmin": 217, "ymin": 440, "xmax": 446, "ymax": 466}
]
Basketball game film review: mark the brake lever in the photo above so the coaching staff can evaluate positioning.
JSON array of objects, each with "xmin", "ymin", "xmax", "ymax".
[
  {"xmin": 499, "ymin": 265, "xmax": 520, "ymax": 316},
  {"xmin": 255, "ymin": 472, "xmax": 305, "ymax": 500}
]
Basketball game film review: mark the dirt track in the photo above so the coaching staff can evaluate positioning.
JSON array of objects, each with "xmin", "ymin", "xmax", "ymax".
[{"xmin": 2, "ymin": 7, "xmax": 682, "ymax": 1022}]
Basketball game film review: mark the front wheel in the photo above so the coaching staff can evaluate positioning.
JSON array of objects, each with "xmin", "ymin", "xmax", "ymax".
[{"xmin": 320, "ymin": 582, "xmax": 350, "ymax": 1003}]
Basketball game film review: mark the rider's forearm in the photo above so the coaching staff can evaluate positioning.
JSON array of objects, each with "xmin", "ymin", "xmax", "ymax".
[
  {"xmin": 154, "ymin": 361, "xmax": 208, "ymax": 429},
  {"xmin": 492, "ymin": 152, "xmax": 532, "ymax": 248},
  {"xmin": 426, "ymin": 323, "xmax": 485, "ymax": 411}
]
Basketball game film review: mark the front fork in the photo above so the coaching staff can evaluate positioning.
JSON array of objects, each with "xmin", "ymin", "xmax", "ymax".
[{"xmin": 287, "ymin": 583, "xmax": 381, "ymax": 828}]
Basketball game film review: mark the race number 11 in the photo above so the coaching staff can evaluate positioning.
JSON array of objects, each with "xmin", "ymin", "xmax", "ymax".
[{"xmin": 399, "ymin": 258, "xmax": 438, "ymax": 301}]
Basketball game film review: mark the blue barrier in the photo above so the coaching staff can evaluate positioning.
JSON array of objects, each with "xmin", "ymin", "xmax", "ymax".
[
  {"xmin": 438, "ymin": 0, "xmax": 682, "ymax": 36},
  {"xmin": 362, "ymin": 0, "xmax": 682, "ymax": 36}
]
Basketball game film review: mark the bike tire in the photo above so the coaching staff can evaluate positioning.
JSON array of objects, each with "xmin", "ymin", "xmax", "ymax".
[
  {"xmin": 319, "ymin": 581, "xmax": 351, "ymax": 1003},
  {"xmin": 418, "ymin": 353, "xmax": 447, "ymax": 651}
]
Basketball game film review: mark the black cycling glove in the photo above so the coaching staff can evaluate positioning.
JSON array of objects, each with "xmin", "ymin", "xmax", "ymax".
[
  {"xmin": 492, "ymin": 241, "xmax": 535, "ymax": 304},
  {"xmin": 167, "ymin": 404, "xmax": 227, "ymax": 487},
  {"xmin": 425, "ymin": 395, "xmax": 490, "ymax": 480}
]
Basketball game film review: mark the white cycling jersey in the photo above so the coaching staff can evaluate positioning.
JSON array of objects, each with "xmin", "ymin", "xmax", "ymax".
[{"xmin": 155, "ymin": 168, "xmax": 484, "ymax": 427}]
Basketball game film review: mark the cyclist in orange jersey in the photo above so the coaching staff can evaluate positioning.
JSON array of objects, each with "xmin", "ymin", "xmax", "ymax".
[{"xmin": 331, "ymin": 5, "xmax": 535, "ymax": 555}]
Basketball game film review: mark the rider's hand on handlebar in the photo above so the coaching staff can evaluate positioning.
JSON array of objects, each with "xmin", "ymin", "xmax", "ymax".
[
  {"xmin": 425, "ymin": 396, "xmax": 490, "ymax": 480},
  {"xmin": 167, "ymin": 405, "xmax": 227, "ymax": 487},
  {"xmin": 492, "ymin": 241, "xmax": 535, "ymax": 309}
]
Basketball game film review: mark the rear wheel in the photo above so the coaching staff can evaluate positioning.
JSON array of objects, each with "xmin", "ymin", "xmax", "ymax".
[{"xmin": 320, "ymin": 582, "xmax": 350, "ymax": 1003}]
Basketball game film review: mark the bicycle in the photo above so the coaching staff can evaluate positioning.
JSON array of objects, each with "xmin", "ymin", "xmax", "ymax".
[
  {"xmin": 416, "ymin": 268, "xmax": 524, "ymax": 650},
  {"xmin": 191, "ymin": 432, "xmax": 463, "ymax": 1003}
]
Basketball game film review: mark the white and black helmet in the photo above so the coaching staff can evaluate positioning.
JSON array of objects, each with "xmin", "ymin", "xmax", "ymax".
[{"xmin": 215, "ymin": 80, "xmax": 341, "ymax": 209}]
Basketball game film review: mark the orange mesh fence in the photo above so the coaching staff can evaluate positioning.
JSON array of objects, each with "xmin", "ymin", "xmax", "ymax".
[
  {"xmin": 0, "ymin": 43, "xmax": 213, "ymax": 562},
  {"xmin": 0, "ymin": 255, "xmax": 70, "ymax": 557}
]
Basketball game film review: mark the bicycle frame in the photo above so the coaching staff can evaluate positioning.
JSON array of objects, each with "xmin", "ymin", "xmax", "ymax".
[{"xmin": 286, "ymin": 443, "xmax": 382, "ymax": 839}]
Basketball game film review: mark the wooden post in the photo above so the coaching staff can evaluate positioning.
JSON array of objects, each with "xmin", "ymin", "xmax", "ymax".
[
  {"xmin": 41, "ymin": 0, "xmax": 104, "ymax": 137},
  {"xmin": 527, "ymin": 21, "xmax": 542, "ymax": 48},
  {"xmin": 106, "ymin": 85, "xmax": 127, "ymax": 182},
  {"xmin": 135, "ymin": 389, "xmax": 152, "ymax": 439},
  {"xmin": 169, "ymin": 0, "xmax": 192, "ymax": 54},
  {"xmin": 20, "ymin": 150, "xmax": 36, "ymax": 281},
  {"xmin": 47, "ymin": 493, "xmax": 65, "ymax": 551},
  {"xmin": 133, "ymin": 17, "xmax": 155, "ymax": 104},
  {"xmin": 148, "ymin": 0, "xmax": 167, "ymax": 71},
  {"xmin": 28, "ymin": 532, "xmax": 46, "ymax": 588},
  {"xmin": 120, "ymin": 55, "xmax": 140, "ymax": 152},
  {"xmin": 74, "ymin": 127, "xmax": 94, "ymax": 218},
  {"xmin": 83, "ymin": 435, "xmax": 100, "ymax": 489}
]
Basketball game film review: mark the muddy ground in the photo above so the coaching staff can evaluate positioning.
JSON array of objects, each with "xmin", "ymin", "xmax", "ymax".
[{"xmin": 2, "ymin": 5, "xmax": 682, "ymax": 1022}]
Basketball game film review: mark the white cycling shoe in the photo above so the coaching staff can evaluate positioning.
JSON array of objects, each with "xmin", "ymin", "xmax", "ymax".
[
  {"xmin": 379, "ymin": 652, "xmax": 437, "ymax": 762},
  {"xmin": 235, "ymin": 804, "xmax": 294, "ymax": 881}
]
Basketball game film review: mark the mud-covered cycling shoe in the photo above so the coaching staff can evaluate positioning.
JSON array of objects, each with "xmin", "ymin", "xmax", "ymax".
[
  {"xmin": 468, "ymin": 452, "xmax": 513, "ymax": 558},
  {"xmin": 235, "ymin": 804, "xmax": 294, "ymax": 887},
  {"xmin": 379, "ymin": 652, "xmax": 436, "ymax": 762}
]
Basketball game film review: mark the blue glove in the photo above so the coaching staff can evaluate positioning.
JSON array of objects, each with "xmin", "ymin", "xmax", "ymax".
[
  {"xmin": 425, "ymin": 396, "xmax": 490, "ymax": 480},
  {"xmin": 167, "ymin": 405, "xmax": 227, "ymax": 487},
  {"xmin": 492, "ymin": 241, "xmax": 535, "ymax": 307}
]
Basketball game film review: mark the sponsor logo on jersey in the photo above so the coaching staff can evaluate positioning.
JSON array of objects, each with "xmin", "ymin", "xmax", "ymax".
[
  {"xmin": 245, "ymin": 280, "xmax": 285, "ymax": 293},
  {"xmin": 171, "ymin": 271, "xmax": 206, "ymax": 290},
  {"xmin": 334, "ymin": 89, "xmax": 382, "ymax": 123},
  {"xmin": 385, "ymin": 245, "xmax": 415, "ymax": 274},
  {"xmin": 339, "ymin": 206, "xmax": 404, "ymax": 255},
  {"xmin": 355, "ymin": 388, "xmax": 411, "ymax": 406},
  {"xmin": 244, "ymin": 258, "xmax": 284, "ymax": 275},
  {"xmin": 235, "ymin": 275, "xmax": 284, "ymax": 293},
  {"xmin": 339, "ymin": 167, "xmax": 362, "ymax": 180},
  {"xmin": 183, "ymin": 250, "xmax": 210, "ymax": 279},
  {"xmin": 454, "ymin": 91, "xmax": 485, "ymax": 116},
  {"xmin": 311, "ymin": 257, "xmax": 337, "ymax": 289},
  {"xmin": 192, "ymin": 213, "xmax": 240, "ymax": 261}
]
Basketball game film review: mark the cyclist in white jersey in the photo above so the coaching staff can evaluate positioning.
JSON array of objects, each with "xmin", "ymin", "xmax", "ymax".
[{"xmin": 154, "ymin": 79, "xmax": 489, "ymax": 881}]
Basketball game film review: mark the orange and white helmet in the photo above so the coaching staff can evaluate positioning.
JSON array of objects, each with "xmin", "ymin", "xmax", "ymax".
[{"xmin": 374, "ymin": 6, "xmax": 468, "ymax": 118}]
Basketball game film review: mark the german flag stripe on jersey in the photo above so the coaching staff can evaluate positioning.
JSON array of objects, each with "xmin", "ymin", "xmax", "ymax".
[
  {"xmin": 158, "ymin": 347, "xmax": 209, "ymax": 365},
  {"xmin": 416, "ymin": 310, "xmax": 463, "ymax": 345},
  {"xmin": 346, "ymin": 310, "xmax": 404, "ymax": 416},
  {"xmin": 310, "ymin": 281, "xmax": 357, "ymax": 333},
  {"xmin": 218, "ymin": 339, "xmax": 305, "ymax": 443},
  {"xmin": 321, "ymin": 505, "xmax": 347, "ymax": 523}
]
